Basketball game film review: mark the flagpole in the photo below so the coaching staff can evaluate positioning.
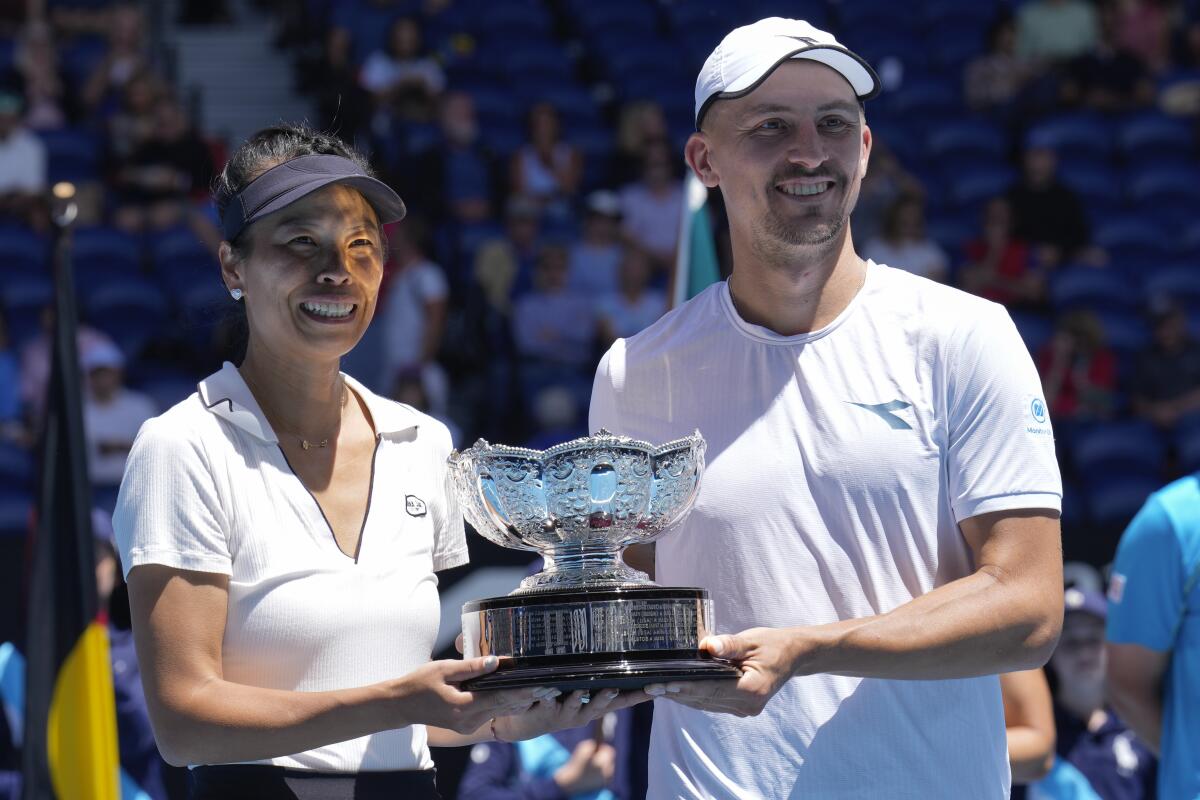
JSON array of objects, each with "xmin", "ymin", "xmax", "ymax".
[{"xmin": 23, "ymin": 183, "xmax": 120, "ymax": 800}]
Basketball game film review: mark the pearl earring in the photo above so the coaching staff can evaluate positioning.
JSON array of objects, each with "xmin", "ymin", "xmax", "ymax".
[{"xmin": 230, "ymin": 288, "xmax": 243, "ymax": 301}]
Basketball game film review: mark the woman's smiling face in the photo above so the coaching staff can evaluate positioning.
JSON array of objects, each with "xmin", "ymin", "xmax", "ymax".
[{"xmin": 222, "ymin": 183, "xmax": 385, "ymax": 363}]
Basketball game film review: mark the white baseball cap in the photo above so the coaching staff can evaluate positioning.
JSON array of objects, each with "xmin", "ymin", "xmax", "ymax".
[{"xmin": 694, "ymin": 17, "xmax": 881, "ymax": 128}]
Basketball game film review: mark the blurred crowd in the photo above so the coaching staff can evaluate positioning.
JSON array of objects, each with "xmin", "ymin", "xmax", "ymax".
[{"xmin": 0, "ymin": 0, "xmax": 1199, "ymax": 797}]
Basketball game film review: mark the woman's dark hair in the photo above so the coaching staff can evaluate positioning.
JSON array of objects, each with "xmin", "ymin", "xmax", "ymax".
[{"xmin": 212, "ymin": 123, "xmax": 376, "ymax": 251}]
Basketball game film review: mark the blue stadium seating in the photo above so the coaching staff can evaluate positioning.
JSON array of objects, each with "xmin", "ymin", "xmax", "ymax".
[
  {"xmin": 925, "ymin": 119, "xmax": 1008, "ymax": 162},
  {"xmin": 1084, "ymin": 477, "xmax": 1161, "ymax": 527},
  {"xmin": 1144, "ymin": 266, "xmax": 1200, "ymax": 311},
  {"xmin": 477, "ymin": 3, "xmax": 553, "ymax": 38},
  {"xmin": 1010, "ymin": 311, "xmax": 1054, "ymax": 356},
  {"xmin": 0, "ymin": 493, "xmax": 32, "ymax": 539},
  {"xmin": 1092, "ymin": 218, "xmax": 1173, "ymax": 259},
  {"xmin": 1073, "ymin": 422, "xmax": 1166, "ymax": 478},
  {"xmin": 1127, "ymin": 164, "xmax": 1200, "ymax": 206},
  {"xmin": 0, "ymin": 442, "xmax": 33, "ymax": 494},
  {"xmin": 83, "ymin": 278, "xmax": 170, "ymax": 358},
  {"xmin": 1179, "ymin": 428, "xmax": 1200, "ymax": 473},
  {"xmin": 1025, "ymin": 114, "xmax": 1116, "ymax": 160},
  {"xmin": 1094, "ymin": 310, "xmax": 1150, "ymax": 354},
  {"xmin": 38, "ymin": 128, "xmax": 101, "ymax": 184},
  {"xmin": 0, "ymin": 228, "xmax": 49, "ymax": 276},
  {"xmin": 1049, "ymin": 266, "xmax": 1136, "ymax": 313},
  {"xmin": 1117, "ymin": 112, "xmax": 1195, "ymax": 156},
  {"xmin": 883, "ymin": 78, "xmax": 961, "ymax": 117},
  {"xmin": 946, "ymin": 163, "xmax": 1016, "ymax": 206}
]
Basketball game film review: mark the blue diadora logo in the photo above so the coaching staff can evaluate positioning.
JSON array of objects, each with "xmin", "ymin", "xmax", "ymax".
[
  {"xmin": 1031, "ymin": 398, "xmax": 1047, "ymax": 424},
  {"xmin": 847, "ymin": 400, "xmax": 912, "ymax": 430}
]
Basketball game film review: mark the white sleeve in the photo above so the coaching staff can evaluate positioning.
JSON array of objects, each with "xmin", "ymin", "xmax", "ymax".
[
  {"xmin": 944, "ymin": 304, "xmax": 1062, "ymax": 521},
  {"xmin": 112, "ymin": 417, "xmax": 232, "ymax": 579},
  {"xmin": 589, "ymin": 341, "xmax": 624, "ymax": 433},
  {"xmin": 428, "ymin": 422, "xmax": 468, "ymax": 571},
  {"xmin": 416, "ymin": 264, "xmax": 449, "ymax": 303}
]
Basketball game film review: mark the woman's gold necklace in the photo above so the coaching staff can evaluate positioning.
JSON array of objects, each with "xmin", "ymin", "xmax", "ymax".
[{"xmin": 288, "ymin": 381, "xmax": 348, "ymax": 451}]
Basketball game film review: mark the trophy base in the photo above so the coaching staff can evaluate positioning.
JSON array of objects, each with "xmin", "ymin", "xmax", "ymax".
[{"xmin": 460, "ymin": 586, "xmax": 740, "ymax": 692}]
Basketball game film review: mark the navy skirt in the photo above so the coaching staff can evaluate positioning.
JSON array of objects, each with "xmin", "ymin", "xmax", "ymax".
[{"xmin": 189, "ymin": 764, "xmax": 440, "ymax": 799}]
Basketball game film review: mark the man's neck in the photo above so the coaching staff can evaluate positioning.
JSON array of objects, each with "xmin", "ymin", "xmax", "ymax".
[{"xmin": 726, "ymin": 227, "xmax": 866, "ymax": 336}]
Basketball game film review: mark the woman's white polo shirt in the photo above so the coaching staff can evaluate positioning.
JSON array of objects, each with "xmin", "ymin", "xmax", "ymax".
[{"xmin": 113, "ymin": 362, "xmax": 467, "ymax": 772}]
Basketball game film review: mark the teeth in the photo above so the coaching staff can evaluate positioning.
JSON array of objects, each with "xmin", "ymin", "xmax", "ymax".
[
  {"xmin": 301, "ymin": 301, "xmax": 354, "ymax": 318},
  {"xmin": 780, "ymin": 183, "xmax": 831, "ymax": 196}
]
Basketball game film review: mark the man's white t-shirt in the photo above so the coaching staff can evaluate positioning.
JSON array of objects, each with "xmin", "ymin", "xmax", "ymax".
[
  {"xmin": 589, "ymin": 264, "xmax": 1061, "ymax": 800},
  {"xmin": 113, "ymin": 363, "xmax": 467, "ymax": 772},
  {"xmin": 85, "ymin": 387, "xmax": 158, "ymax": 486}
]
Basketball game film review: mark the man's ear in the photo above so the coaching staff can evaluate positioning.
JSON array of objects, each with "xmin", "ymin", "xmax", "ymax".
[
  {"xmin": 859, "ymin": 123, "xmax": 872, "ymax": 180},
  {"xmin": 684, "ymin": 132, "xmax": 721, "ymax": 189},
  {"xmin": 218, "ymin": 241, "xmax": 243, "ymax": 294}
]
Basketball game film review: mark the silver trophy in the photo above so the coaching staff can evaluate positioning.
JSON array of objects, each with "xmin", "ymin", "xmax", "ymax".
[{"xmin": 449, "ymin": 429, "xmax": 739, "ymax": 690}]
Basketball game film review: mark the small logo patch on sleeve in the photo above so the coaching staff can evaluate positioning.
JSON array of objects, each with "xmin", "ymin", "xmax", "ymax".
[
  {"xmin": 1108, "ymin": 573, "xmax": 1126, "ymax": 604},
  {"xmin": 405, "ymin": 495, "xmax": 428, "ymax": 517}
]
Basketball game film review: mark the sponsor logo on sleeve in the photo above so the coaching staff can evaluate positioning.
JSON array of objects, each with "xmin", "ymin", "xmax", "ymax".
[
  {"xmin": 405, "ymin": 495, "xmax": 428, "ymax": 517},
  {"xmin": 1026, "ymin": 396, "xmax": 1053, "ymax": 436},
  {"xmin": 1108, "ymin": 573, "xmax": 1126, "ymax": 604}
]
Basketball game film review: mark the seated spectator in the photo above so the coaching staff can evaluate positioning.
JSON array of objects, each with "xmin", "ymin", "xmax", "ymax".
[
  {"xmin": 390, "ymin": 367, "xmax": 460, "ymax": 447},
  {"xmin": 0, "ymin": 84, "xmax": 47, "ymax": 230},
  {"xmin": 10, "ymin": 20, "xmax": 77, "ymax": 131},
  {"xmin": 380, "ymin": 220, "xmax": 449, "ymax": 387},
  {"xmin": 958, "ymin": 197, "xmax": 1046, "ymax": 308},
  {"xmin": 619, "ymin": 140, "xmax": 683, "ymax": 272},
  {"xmin": 512, "ymin": 245, "xmax": 596, "ymax": 370},
  {"xmin": 613, "ymin": 100, "xmax": 670, "ymax": 185},
  {"xmin": 1132, "ymin": 303, "xmax": 1200, "ymax": 430},
  {"xmin": 19, "ymin": 307, "xmax": 108, "ymax": 430},
  {"xmin": 0, "ymin": 311, "xmax": 23, "ymax": 445},
  {"xmin": 105, "ymin": 69, "xmax": 165, "ymax": 161},
  {"xmin": 1006, "ymin": 147, "xmax": 1092, "ymax": 267},
  {"xmin": 81, "ymin": 3, "xmax": 151, "ymax": 115},
  {"xmin": 862, "ymin": 195, "xmax": 948, "ymax": 283},
  {"xmin": 510, "ymin": 102, "xmax": 583, "ymax": 218},
  {"xmin": 523, "ymin": 385, "xmax": 586, "ymax": 451},
  {"xmin": 568, "ymin": 190, "xmax": 626, "ymax": 297},
  {"xmin": 111, "ymin": 96, "xmax": 215, "ymax": 232},
  {"xmin": 1037, "ymin": 310, "xmax": 1118, "ymax": 422},
  {"xmin": 1111, "ymin": 0, "xmax": 1171, "ymax": 73},
  {"xmin": 597, "ymin": 248, "xmax": 666, "ymax": 346},
  {"xmin": 1015, "ymin": 0, "xmax": 1100, "ymax": 65},
  {"xmin": 1029, "ymin": 588, "xmax": 1157, "ymax": 798},
  {"xmin": 424, "ymin": 91, "xmax": 498, "ymax": 223},
  {"xmin": 1060, "ymin": 3, "xmax": 1156, "ymax": 112},
  {"xmin": 965, "ymin": 15, "xmax": 1037, "ymax": 114},
  {"xmin": 81, "ymin": 339, "xmax": 157, "ymax": 490},
  {"xmin": 851, "ymin": 136, "xmax": 924, "ymax": 249},
  {"xmin": 360, "ymin": 16, "xmax": 444, "ymax": 123},
  {"xmin": 474, "ymin": 195, "xmax": 543, "ymax": 315}
]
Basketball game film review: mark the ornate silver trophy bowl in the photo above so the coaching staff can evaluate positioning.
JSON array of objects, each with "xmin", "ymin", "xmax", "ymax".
[{"xmin": 449, "ymin": 429, "xmax": 739, "ymax": 690}]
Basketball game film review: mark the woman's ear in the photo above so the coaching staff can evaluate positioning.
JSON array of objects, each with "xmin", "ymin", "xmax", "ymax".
[{"xmin": 218, "ymin": 241, "xmax": 243, "ymax": 294}]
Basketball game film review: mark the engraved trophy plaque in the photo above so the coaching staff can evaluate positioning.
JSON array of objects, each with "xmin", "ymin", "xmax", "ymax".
[{"xmin": 449, "ymin": 430, "xmax": 739, "ymax": 690}]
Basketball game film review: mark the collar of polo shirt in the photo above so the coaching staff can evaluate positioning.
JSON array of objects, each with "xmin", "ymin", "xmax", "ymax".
[{"xmin": 197, "ymin": 362, "xmax": 420, "ymax": 443}]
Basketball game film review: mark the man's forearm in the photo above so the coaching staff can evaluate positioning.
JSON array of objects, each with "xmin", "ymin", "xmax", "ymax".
[{"xmin": 794, "ymin": 566, "xmax": 1061, "ymax": 680}]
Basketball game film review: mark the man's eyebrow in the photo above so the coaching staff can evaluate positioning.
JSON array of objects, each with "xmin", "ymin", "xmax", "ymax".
[
  {"xmin": 737, "ymin": 100, "xmax": 860, "ymax": 118},
  {"xmin": 815, "ymin": 101, "xmax": 861, "ymax": 114}
]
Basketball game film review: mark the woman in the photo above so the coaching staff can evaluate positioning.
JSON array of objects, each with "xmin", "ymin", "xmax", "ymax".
[
  {"xmin": 113, "ymin": 125, "xmax": 641, "ymax": 799},
  {"xmin": 509, "ymin": 103, "xmax": 583, "ymax": 216}
]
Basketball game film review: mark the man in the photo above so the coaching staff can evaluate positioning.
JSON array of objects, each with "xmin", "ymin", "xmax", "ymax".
[
  {"xmin": 1106, "ymin": 473, "xmax": 1200, "ymax": 799},
  {"xmin": 589, "ymin": 18, "xmax": 1063, "ymax": 798}
]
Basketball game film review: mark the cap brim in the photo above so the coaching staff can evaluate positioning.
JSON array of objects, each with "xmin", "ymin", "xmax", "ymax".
[
  {"xmin": 251, "ymin": 174, "xmax": 407, "ymax": 229},
  {"xmin": 697, "ymin": 43, "xmax": 881, "ymax": 127}
]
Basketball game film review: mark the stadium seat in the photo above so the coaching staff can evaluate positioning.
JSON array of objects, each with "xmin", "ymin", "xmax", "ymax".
[
  {"xmin": 574, "ymin": 4, "xmax": 658, "ymax": 37},
  {"xmin": 883, "ymin": 78, "xmax": 961, "ymax": 117},
  {"xmin": 0, "ymin": 228, "xmax": 48, "ymax": 276},
  {"xmin": 499, "ymin": 44, "xmax": 575, "ymax": 84},
  {"xmin": 38, "ymin": 128, "xmax": 102, "ymax": 184},
  {"xmin": 1092, "ymin": 218, "xmax": 1173, "ymax": 258},
  {"xmin": 1144, "ymin": 266, "xmax": 1200, "ymax": 311},
  {"xmin": 83, "ymin": 278, "xmax": 170, "ymax": 358},
  {"xmin": 946, "ymin": 163, "xmax": 1016, "ymax": 206},
  {"xmin": 838, "ymin": 0, "xmax": 921, "ymax": 34},
  {"xmin": 1127, "ymin": 164, "xmax": 1200, "ymax": 206},
  {"xmin": 1117, "ymin": 112, "xmax": 1195, "ymax": 155},
  {"xmin": 1178, "ymin": 428, "xmax": 1200, "ymax": 473},
  {"xmin": 0, "ymin": 443, "xmax": 34, "ymax": 494},
  {"xmin": 1009, "ymin": 311, "xmax": 1054, "ymax": 356},
  {"xmin": 1049, "ymin": 266, "xmax": 1136, "ymax": 313},
  {"xmin": 1084, "ymin": 477, "xmax": 1160, "ymax": 528},
  {"xmin": 477, "ymin": 3, "xmax": 553, "ymax": 38},
  {"xmin": 1073, "ymin": 422, "xmax": 1165, "ymax": 477},
  {"xmin": 1025, "ymin": 114, "xmax": 1115, "ymax": 160},
  {"xmin": 1094, "ymin": 310, "xmax": 1150, "ymax": 354},
  {"xmin": 0, "ymin": 493, "xmax": 32, "ymax": 539},
  {"xmin": 926, "ymin": 119, "xmax": 1007, "ymax": 162}
]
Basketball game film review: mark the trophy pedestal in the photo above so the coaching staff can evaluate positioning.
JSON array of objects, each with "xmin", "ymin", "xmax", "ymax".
[{"xmin": 460, "ymin": 586, "xmax": 740, "ymax": 691}]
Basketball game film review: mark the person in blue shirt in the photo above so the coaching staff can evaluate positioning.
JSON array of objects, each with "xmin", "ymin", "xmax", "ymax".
[{"xmin": 1106, "ymin": 473, "xmax": 1200, "ymax": 799}]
